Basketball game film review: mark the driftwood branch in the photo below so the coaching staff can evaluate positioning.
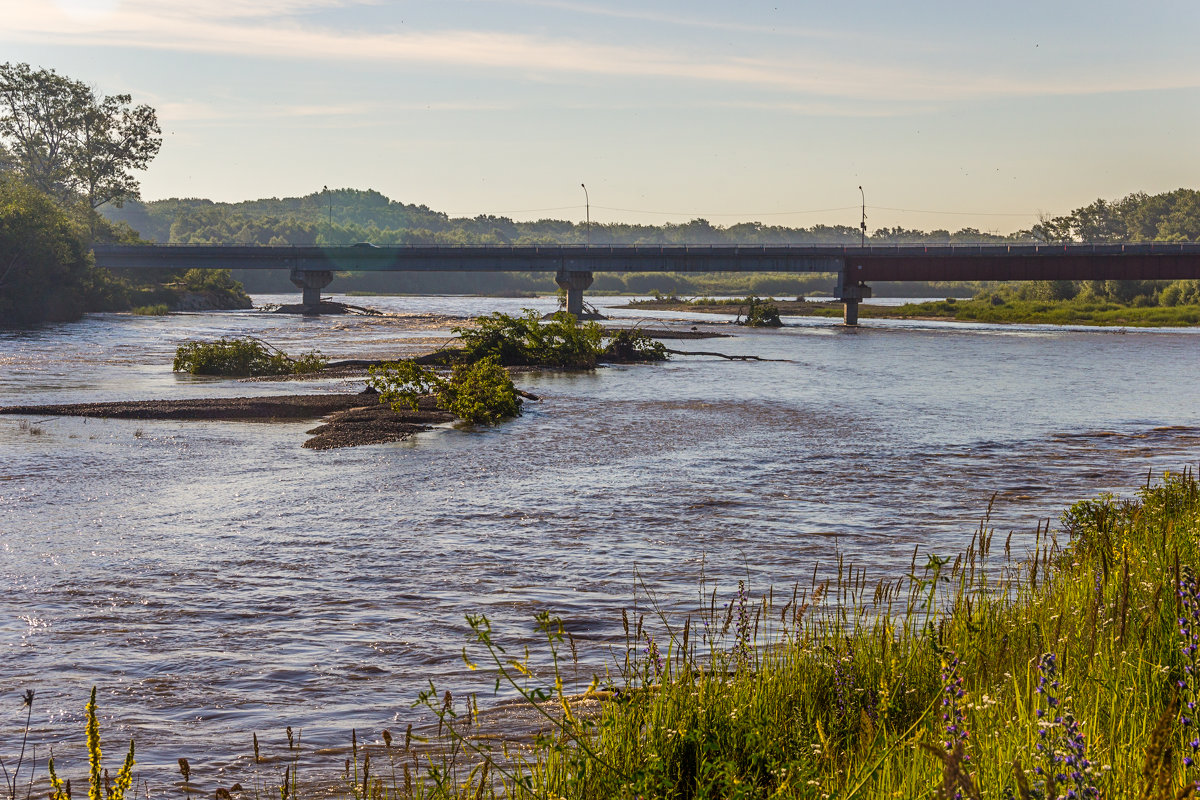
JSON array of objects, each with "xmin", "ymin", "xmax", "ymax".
[{"xmin": 663, "ymin": 348, "xmax": 788, "ymax": 362}]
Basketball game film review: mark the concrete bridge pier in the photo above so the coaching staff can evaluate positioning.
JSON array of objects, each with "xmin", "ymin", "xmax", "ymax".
[
  {"xmin": 290, "ymin": 269, "xmax": 334, "ymax": 313},
  {"xmin": 835, "ymin": 269, "xmax": 872, "ymax": 326},
  {"xmin": 555, "ymin": 270, "xmax": 594, "ymax": 317}
]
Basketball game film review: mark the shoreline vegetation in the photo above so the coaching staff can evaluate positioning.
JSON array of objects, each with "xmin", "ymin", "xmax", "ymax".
[
  {"xmin": 628, "ymin": 290, "xmax": 1200, "ymax": 327},
  {"xmin": 8, "ymin": 471, "xmax": 1200, "ymax": 798}
]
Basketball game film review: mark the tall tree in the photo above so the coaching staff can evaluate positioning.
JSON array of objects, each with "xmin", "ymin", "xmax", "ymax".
[
  {"xmin": 0, "ymin": 63, "xmax": 160, "ymax": 225},
  {"xmin": 0, "ymin": 176, "xmax": 90, "ymax": 325}
]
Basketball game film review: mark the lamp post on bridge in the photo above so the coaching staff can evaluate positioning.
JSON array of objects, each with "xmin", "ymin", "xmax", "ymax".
[
  {"xmin": 859, "ymin": 185, "xmax": 866, "ymax": 247},
  {"xmin": 557, "ymin": 183, "xmax": 595, "ymax": 316},
  {"xmin": 843, "ymin": 185, "xmax": 872, "ymax": 325},
  {"xmin": 581, "ymin": 183, "xmax": 590, "ymax": 246}
]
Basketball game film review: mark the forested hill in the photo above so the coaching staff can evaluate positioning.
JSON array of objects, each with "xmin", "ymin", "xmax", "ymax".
[
  {"xmin": 102, "ymin": 187, "xmax": 1200, "ymax": 248},
  {"xmin": 101, "ymin": 188, "xmax": 1031, "ymax": 247}
]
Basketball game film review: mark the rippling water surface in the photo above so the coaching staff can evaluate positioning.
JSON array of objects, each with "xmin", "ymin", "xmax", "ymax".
[{"xmin": 3, "ymin": 294, "xmax": 1200, "ymax": 788}]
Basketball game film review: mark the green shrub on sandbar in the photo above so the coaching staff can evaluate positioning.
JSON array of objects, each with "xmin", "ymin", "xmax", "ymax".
[
  {"xmin": 130, "ymin": 304, "xmax": 169, "ymax": 316},
  {"xmin": 173, "ymin": 338, "xmax": 326, "ymax": 376},
  {"xmin": 602, "ymin": 329, "xmax": 668, "ymax": 362},
  {"xmin": 368, "ymin": 357, "xmax": 521, "ymax": 425},
  {"xmin": 455, "ymin": 309, "xmax": 604, "ymax": 369},
  {"xmin": 738, "ymin": 295, "xmax": 783, "ymax": 327}
]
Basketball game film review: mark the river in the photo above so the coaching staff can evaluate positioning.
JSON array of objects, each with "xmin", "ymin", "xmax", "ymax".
[{"xmin": 2, "ymin": 294, "xmax": 1200, "ymax": 791}]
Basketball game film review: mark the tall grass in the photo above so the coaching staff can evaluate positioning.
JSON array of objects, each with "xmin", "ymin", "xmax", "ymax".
[{"xmin": 411, "ymin": 471, "xmax": 1200, "ymax": 798}]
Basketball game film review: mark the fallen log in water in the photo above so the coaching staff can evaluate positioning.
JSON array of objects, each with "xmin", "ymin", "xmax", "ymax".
[{"xmin": 662, "ymin": 348, "xmax": 789, "ymax": 362}]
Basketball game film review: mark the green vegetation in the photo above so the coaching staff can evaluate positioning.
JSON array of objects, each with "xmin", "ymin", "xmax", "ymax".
[
  {"xmin": 0, "ymin": 63, "xmax": 253, "ymax": 325},
  {"xmin": 171, "ymin": 268, "xmax": 252, "ymax": 308},
  {"xmin": 737, "ymin": 296, "xmax": 783, "ymax": 327},
  {"xmin": 456, "ymin": 310, "xmax": 605, "ymax": 369},
  {"xmin": 1032, "ymin": 189, "xmax": 1200, "ymax": 243},
  {"xmin": 0, "ymin": 61, "xmax": 161, "ymax": 237},
  {"xmin": 601, "ymin": 329, "xmax": 669, "ymax": 362},
  {"xmin": 0, "ymin": 175, "xmax": 91, "ymax": 324},
  {"xmin": 369, "ymin": 357, "xmax": 521, "ymax": 425},
  {"xmin": 47, "ymin": 688, "xmax": 135, "ymax": 800},
  {"xmin": 631, "ymin": 290, "xmax": 1200, "ymax": 327},
  {"xmin": 130, "ymin": 303, "xmax": 168, "ymax": 316},
  {"xmin": 368, "ymin": 312, "xmax": 670, "ymax": 425},
  {"xmin": 882, "ymin": 291, "xmax": 1200, "ymax": 326},
  {"xmin": 172, "ymin": 338, "xmax": 326, "ymax": 376}
]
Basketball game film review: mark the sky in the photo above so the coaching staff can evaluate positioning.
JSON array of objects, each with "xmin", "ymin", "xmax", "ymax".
[{"xmin": 2, "ymin": 0, "xmax": 1199, "ymax": 233}]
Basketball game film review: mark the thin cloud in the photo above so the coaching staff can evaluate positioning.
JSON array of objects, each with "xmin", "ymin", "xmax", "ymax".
[
  {"xmin": 491, "ymin": 0, "xmax": 858, "ymax": 41},
  {"xmin": 3, "ymin": 1, "xmax": 1197, "ymax": 101}
]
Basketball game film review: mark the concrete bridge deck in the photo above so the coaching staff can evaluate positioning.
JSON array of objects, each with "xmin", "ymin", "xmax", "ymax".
[{"xmin": 92, "ymin": 243, "xmax": 1200, "ymax": 324}]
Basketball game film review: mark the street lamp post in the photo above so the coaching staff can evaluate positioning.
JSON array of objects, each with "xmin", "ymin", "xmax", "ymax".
[
  {"xmin": 858, "ymin": 185, "xmax": 867, "ymax": 247},
  {"xmin": 581, "ymin": 183, "xmax": 590, "ymax": 246},
  {"xmin": 324, "ymin": 185, "xmax": 332, "ymax": 230}
]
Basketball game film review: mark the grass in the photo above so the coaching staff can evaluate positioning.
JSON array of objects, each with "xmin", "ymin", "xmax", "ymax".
[
  {"xmin": 883, "ymin": 298, "xmax": 1200, "ymax": 327},
  {"xmin": 407, "ymin": 471, "xmax": 1200, "ymax": 798},
  {"xmin": 130, "ymin": 304, "xmax": 169, "ymax": 316},
  {"xmin": 11, "ymin": 473, "xmax": 1200, "ymax": 798},
  {"xmin": 628, "ymin": 296, "xmax": 1200, "ymax": 327}
]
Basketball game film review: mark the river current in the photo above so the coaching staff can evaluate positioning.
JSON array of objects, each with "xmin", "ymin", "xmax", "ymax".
[{"xmin": 2, "ymin": 295, "xmax": 1200, "ymax": 789}]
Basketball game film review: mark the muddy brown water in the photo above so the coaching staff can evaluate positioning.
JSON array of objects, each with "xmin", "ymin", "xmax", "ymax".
[{"xmin": 3, "ymin": 293, "xmax": 1200, "ymax": 791}]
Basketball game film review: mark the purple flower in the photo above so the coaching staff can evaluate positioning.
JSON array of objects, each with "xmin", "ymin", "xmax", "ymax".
[
  {"xmin": 1179, "ymin": 566, "xmax": 1200, "ymax": 769},
  {"xmin": 1032, "ymin": 652, "xmax": 1099, "ymax": 799}
]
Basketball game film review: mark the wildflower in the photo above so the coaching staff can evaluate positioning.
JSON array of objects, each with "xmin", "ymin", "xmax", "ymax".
[
  {"xmin": 1178, "ymin": 565, "xmax": 1200, "ymax": 769},
  {"xmin": 831, "ymin": 645, "xmax": 855, "ymax": 725},
  {"xmin": 733, "ymin": 580, "xmax": 751, "ymax": 668},
  {"xmin": 643, "ymin": 633, "xmax": 663, "ymax": 681},
  {"xmin": 1032, "ymin": 653, "xmax": 1099, "ymax": 799},
  {"xmin": 939, "ymin": 649, "xmax": 970, "ymax": 794}
]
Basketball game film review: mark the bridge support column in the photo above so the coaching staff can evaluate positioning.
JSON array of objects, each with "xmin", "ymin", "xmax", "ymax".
[
  {"xmin": 835, "ymin": 270, "xmax": 872, "ymax": 326},
  {"xmin": 290, "ymin": 269, "xmax": 334, "ymax": 314},
  {"xmin": 555, "ymin": 270, "xmax": 594, "ymax": 317}
]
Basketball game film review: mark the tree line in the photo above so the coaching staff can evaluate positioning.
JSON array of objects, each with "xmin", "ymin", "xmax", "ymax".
[
  {"xmin": 0, "ymin": 62, "xmax": 251, "ymax": 324},
  {"xmin": 104, "ymin": 189, "xmax": 1038, "ymax": 247},
  {"xmin": 104, "ymin": 186, "xmax": 1200, "ymax": 249}
]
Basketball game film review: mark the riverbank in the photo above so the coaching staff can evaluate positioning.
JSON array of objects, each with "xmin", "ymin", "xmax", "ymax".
[
  {"xmin": 627, "ymin": 296, "xmax": 1200, "ymax": 326},
  {"xmin": 17, "ymin": 473, "xmax": 1199, "ymax": 799},
  {"xmin": 389, "ymin": 470, "xmax": 1200, "ymax": 798}
]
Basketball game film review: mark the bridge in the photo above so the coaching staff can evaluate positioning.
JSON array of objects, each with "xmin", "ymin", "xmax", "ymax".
[{"xmin": 91, "ymin": 242, "xmax": 1200, "ymax": 325}]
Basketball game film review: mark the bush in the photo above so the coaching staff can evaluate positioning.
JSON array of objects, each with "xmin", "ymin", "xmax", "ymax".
[
  {"xmin": 738, "ymin": 296, "xmax": 783, "ymax": 327},
  {"xmin": 438, "ymin": 358, "xmax": 522, "ymax": 424},
  {"xmin": 369, "ymin": 357, "xmax": 522, "ymax": 425},
  {"xmin": 0, "ymin": 177, "xmax": 91, "ymax": 325},
  {"xmin": 173, "ymin": 338, "xmax": 325, "ymax": 376},
  {"xmin": 602, "ymin": 329, "xmax": 668, "ymax": 362},
  {"xmin": 174, "ymin": 268, "xmax": 252, "ymax": 308},
  {"xmin": 455, "ymin": 309, "xmax": 603, "ymax": 369}
]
